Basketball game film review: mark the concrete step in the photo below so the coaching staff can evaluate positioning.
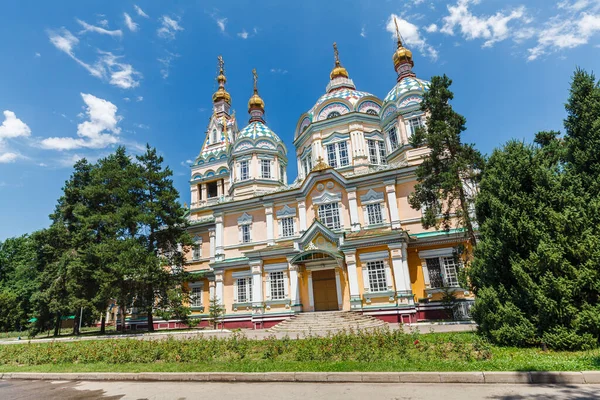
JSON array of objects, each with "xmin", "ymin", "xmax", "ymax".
[{"xmin": 267, "ymin": 311, "xmax": 386, "ymax": 333}]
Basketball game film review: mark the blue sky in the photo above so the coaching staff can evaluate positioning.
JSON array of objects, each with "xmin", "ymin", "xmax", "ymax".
[{"xmin": 1, "ymin": 0, "xmax": 599, "ymax": 240}]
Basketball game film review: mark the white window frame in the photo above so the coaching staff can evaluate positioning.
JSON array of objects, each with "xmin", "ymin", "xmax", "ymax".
[
  {"xmin": 192, "ymin": 236, "xmax": 202, "ymax": 260},
  {"xmin": 240, "ymin": 160, "xmax": 250, "ymax": 181},
  {"xmin": 367, "ymin": 139, "xmax": 387, "ymax": 165},
  {"xmin": 260, "ymin": 159, "xmax": 271, "ymax": 179},
  {"xmin": 211, "ymin": 129, "xmax": 218, "ymax": 144},
  {"xmin": 325, "ymin": 141, "xmax": 349, "ymax": 168},
  {"xmin": 318, "ymin": 202, "xmax": 341, "ymax": 230},
  {"xmin": 264, "ymin": 264, "xmax": 289, "ymax": 301},
  {"xmin": 365, "ymin": 203, "xmax": 384, "ymax": 225},
  {"xmin": 235, "ymin": 277, "xmax": 253, "ymax": 303},
  {"xmin": 419, "ymin": 248, "xmax": 462, "ymax": 289},
  {"xmin": 241, "ymin": 224, "xmax": 251, "ymax": 243},
  {"xmin": 302, "ymin": 152, "xmax": 312, "ymax": 176},
  {"xmin": 366, "ymin": 260, "xmax": 388, "ymax": 292},
  {"xmin": 360, "ymin": 251, "xmax": 393, "ymax": 294},
  {"xmin": 280, "ymin": 216, "xmax": 295, "ymax": 238},
  {"xmin": 406, "ymin": 115, "xmax": 424, "ymax": 137},
  {"xmin": 269, "ymin": 271, "xmax": 286, "ymax": 300},
  {"xmin": 189, "ymin": 283, "xmax": 203, "ymax": 308},
  {"xmin": 388, "ymin": 126, "xmax": 399, "ymax": 151}
]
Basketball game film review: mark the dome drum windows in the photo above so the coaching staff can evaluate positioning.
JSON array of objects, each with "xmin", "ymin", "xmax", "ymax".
[
  {"xmin": 326, "ymin": 141, "xmax": 349, "ymax": 168},
  {"xmin": 405, "ymin": 115, "xmax": 425, "ymax": 137},
  {"xmin": 317, "ymin": 103, "xmax": 350, "ymax": 122},
  {"xmin": 387, "ymin": 127, "xmax": 400, "ymax": 152},
  {"xmin": 327, "ymin": 111, "xmax": 341, "ymax": 119},
  {"xmin": 367, "ymin": 139, "xmax": 387, "ymax": 165}
]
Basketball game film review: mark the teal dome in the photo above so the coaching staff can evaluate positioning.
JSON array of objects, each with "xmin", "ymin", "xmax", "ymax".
[{"xmin": 383, "ymin": 77, "xmax": 430, "ymax": 105}]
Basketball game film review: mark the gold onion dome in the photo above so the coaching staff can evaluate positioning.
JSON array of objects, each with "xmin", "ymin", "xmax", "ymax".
[
  {"xmin": 330, "ymin": 42, "xmax": 349, "ymax": 79},
  {"xmin": 248, "ymin": 69, "xmax": 265, "ymax": 112},
  {"xmin": 392, "ymin": 18, "xmax": 414, "ymax": 69},
  {"xmin": 212, "ymin": 55, "xmax": 231, "ymax": 104}
]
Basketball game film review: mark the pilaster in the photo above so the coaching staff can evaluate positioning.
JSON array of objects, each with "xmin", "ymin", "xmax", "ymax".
[
  {"xmin": 343, "ymin": 249, "xmax": 362, "ymax": 310},
  {"xmin": 347, "ymin": 188, "xmax": 361, "ymax": 232},
  {"xmin": 307, "ymin": 270, "xmax": 315, "ymax": 311},
  {"xmin": 389, "ymin": 243, "xmax": 414, "ymax": 306},
  {"xmin": 297, "ymin": 199, "xmax": 307, "ymax": 232},
  {"xmin": 214, "ymin": 272, "xmax": 224, "ymax": 305},
  {"xmin": 208, "ymin": 228, "xmax": 215, "ymax": 262},
  {"xmin": 384, "ymin": 179, "xmax": 401, "ymax": 230},
  {"xmin": 215, "ymin": 212, "xmax": 224, "ymax": 261},
  {"xmin": 288, "ymin": 260, "xmax": 301, "ymax": 312},
  {"xmin": 265, "ymin": 203, "xmax": 275, "ymax": 246},
  {"xmin": 250, "ymin": 260, "xmax": 264, "ymax": 315}
]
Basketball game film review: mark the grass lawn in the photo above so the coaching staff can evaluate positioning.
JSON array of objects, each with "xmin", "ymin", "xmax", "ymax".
[{"xmin": 0, "ymin": 331, "xmax": 598, "ymax": 373}]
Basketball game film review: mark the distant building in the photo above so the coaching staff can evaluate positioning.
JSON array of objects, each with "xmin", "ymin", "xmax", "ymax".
[{"xmin": 184, "ymin": 36, "xmax": 473, "ymax": 329}]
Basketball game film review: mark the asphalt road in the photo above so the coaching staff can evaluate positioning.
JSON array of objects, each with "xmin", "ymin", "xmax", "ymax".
[{"xmin": 1, "ymin": 380, "xmax": 600, "ymax": 400}]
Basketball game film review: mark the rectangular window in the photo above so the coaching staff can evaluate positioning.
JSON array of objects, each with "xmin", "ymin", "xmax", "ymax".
[
  {"xmin": 367, "ymin": 260, "xmax": 388, "ymax": 292},
  {"xmin": 281, "ymin": 217, "xmax": 295, "ymax": 237},
  {"xmin": 236, "ymin": 277, "xmax": 252, "ymax": 303},
  {"xmin": 241, "ymin": 224, "xmax": 251, "ymax": 243},
  {"xmin": 261, "ymin": 159, "xmax": 271, "ymax": 179},
  {"xmin": 425, "ymin": 257, "xmax": 444, "ymax": 288},
  {"xmin": 279, "ymin": 165, "xmax": 285, "ymax": 182},
  {"xmin": 367, "ymin": 140, "xmax": 387, "ymax": 165},
  {"xmin": 408, "ymin": 116, "xmax": 424, "ymax": 137},
  {"xmin": 366, "ymin": 203, "xmax": 383, "ymax": 225},
  {"xmin": 191, "ymin": 286, "xmax": 202, "ymax": 308},
  {"xmin": 240, "ymin": 161, "xmax": 249, "ymax": 181},
  {"xmin": 388, "ymin": 127, "xmax": 399, "ymax": 151},
  {"xmin": 303, "ymin": 153, "xmax": 312, "ymax": 176},
  {"xmin": 192, "ymin": 243, "xmax": 201, "ymax": 260},
  {"xmin": 442, "ymin": 256, "xmax": 460, "ymax": 287},
  {"xmin": 270, "ymin": 271, "xmax": 286, "ymax": 300},
  {"xmin": 326, "ymin": 144, "xmax": 338, "ymax": 168},
  {"xmin": 207, "ymin": 181, "xmax": 218, "ymax": 198},
  {"xmin": 326, "ymin": 142, "xmax": 349, "ymax": 168},
  {"xmin": 318, "ymin": 203, "xmax": 341, "ymax": 230}
]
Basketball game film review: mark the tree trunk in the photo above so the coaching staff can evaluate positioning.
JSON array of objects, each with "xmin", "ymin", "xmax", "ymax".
[
  {"xmin": 120, "ymin": 304, "xmax": 126, "ymax": 333},
  {"xmin": 53, "ymin": 313, "xmax": 61, "ymax": 337},
  {"xmin": 73, "ymin": 313, "xmax": 79, "ymax": 336},
  {"xmin": 100, "ymin": 313, "xmax": 106, "ymax": 334},
  {"xmin": 147, "ymin": 308, "xmax": 154, "ymax": 332}
]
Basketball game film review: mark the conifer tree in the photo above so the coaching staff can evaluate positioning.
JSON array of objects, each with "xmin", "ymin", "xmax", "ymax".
[{"xmin": 409, "ymin": 75, "xmax": 485, "ymax": 247}]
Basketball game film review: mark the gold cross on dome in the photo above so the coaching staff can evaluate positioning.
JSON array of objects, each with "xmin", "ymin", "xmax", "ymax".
[
  {"xmin": 217, "ymin": 55, "xmax": 224, "ymax": 71},
  {"xmin": 394, "ymin": 17, "xmax": 403, "ymax": 46},
  {"xmin": 252, "ymin": 68, "xmax": 258, "ymax": 92},
  {"xmin": 333, "ymin": 42, "xmax": 340, "ymax": 65}
]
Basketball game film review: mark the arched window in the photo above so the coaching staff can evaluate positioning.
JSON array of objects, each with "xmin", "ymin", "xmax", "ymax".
[
  {"xmin": 366, "ymin": 109, "xmax": 378, "ymax": 116},
  {"xmin": 327, "ymin": 111, "xmax": 341, "ymax": 119},
  {"xmin": 211, "ymin": 129, "xmax": 218, "ymax": 143}
]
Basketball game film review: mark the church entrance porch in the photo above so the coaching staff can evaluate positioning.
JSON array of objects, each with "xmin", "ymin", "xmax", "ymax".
[{"xmin": 312, "ymin": 269, "xmax": 338, "ymax": 311}]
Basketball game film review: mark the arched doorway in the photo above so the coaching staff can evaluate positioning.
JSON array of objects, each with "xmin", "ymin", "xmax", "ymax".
[{"xmin": 290, "ymin": 250, "xmax": 344, "ymax": 312}]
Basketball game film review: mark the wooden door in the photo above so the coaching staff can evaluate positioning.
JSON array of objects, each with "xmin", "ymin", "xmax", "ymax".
[{"xmin": 312, "ymin": 269, "xmax": 338, "ymax": 311}]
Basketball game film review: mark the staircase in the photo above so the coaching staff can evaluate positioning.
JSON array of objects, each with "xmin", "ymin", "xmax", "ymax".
[{"xmin": 268, "ymin": 311, "xmax": 386, "ymax": 333}]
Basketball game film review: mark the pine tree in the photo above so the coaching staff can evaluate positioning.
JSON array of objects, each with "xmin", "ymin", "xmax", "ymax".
[
  {"xmin": 409, "ymin": 75, "xmax": 485, "ymax": 247},
  {"xmin": 208, "ymin": 294, "xmax": 224, "ymax": 330}
]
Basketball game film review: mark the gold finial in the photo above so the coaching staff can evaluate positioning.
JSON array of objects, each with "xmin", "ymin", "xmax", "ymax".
[
  {"xmin": 330, "ymin": 42, "xmax": 349, "ymax": 79},
  {"xmin": 213, "ymin": 55, "xmax": 231, "ymax": 104},
  {"xmin": 252, "ymin": 68, "xmax": 258, "ymax": 93},
  {"xmin": 394, "ymin": 17, "xmax": 402, "ymax": 48},
  {"xmin": 312, "ymin": 156, "xmax": 331, "ymax": 171},
  {"xmin": 217, "ymin": 55, "xmax": 225, "ymax": 73}
]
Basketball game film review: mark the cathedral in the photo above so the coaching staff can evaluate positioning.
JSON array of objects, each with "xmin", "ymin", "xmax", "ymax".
[{"xmin": 183, "ymin": 27, "xmax": 473, "ymax": 329}]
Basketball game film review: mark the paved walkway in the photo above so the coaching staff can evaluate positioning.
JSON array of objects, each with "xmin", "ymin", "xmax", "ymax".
[
  {"xmin": 0, "ymin": 322, "xmax": 476, "ymax": 345},
  {"xmin": 2, "ymin": 380, "xmax": 599, "ymax": 400}
]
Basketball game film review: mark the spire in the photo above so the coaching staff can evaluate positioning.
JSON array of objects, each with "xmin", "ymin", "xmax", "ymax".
[
  {"xmin": 330, "ymin": 42, "xmax": 349, "ymax": 80},
  {"xmin": 212, "ymin": 55, "xmax": 231, "ymax": 105},
  {"xmin": 248, "ymin": 68, "xmax": 265, "ymax": 123},
  {"xmin": 391, "ymin": 17, "xmax": 415, "ymax": 81}
]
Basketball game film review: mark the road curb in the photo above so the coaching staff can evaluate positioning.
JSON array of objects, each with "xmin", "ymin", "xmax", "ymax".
[{"xmin": 1, "ymin": 371, "xmax": 598, "ymax": 384}]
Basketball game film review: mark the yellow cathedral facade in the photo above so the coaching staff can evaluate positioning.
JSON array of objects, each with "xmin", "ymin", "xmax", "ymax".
[{"xmin": 182, "ymin": 32, "xmax": 474, "ymax": 329}]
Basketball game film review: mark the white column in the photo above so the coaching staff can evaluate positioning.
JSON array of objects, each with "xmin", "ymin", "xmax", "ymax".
[
  {"xmin": 250, "ymin": 260, "xmax": 264, "ymax": 309},
  {"xmin": 307, "ymin": 270, "xmax": 315, "ymax": 311},
  {"xmin": 344, "ymin": 250, "xmax": 362, "ymax": 310},
  {"xmin": 265, "ymin": 203, "xmax": 275, "ymax": 246},
  {"xmin": 288, "ymin": 263, "xmax": 300, "ymax": 310},
  {"xmin": 385, "ymin": 179, "xmax": 401, "ymax": 229},
  {"xmin": 334, "ymin": 268, "xmax": 343, "ymax": 310},
  {"xmin": 388, "ymin": 244, "xmax": 413, "ymax": 308},
  {"xmin": 191, "ymin": 186, "xmax": 199, "ymax": 207},
  {"xmin": 401, "ymin": 242, "xmax": 411, "ymax": 291},
  {"xmin": 347, "ymin": 188, "xmax": 361, "ymax": 232},
  {"xmin": 201, "ymin": 183, "xmax": 207, "ymax": 203},
  {"xmin": 215, "ymin": 213, "xmax": 224, "ymax": 261},
  {"xmin": 217, "ymin": 180, "xmax": 223, "ymax": 197},
  {"xmin": 208, "ymin": 228, "xmax": 215, "ymax": 262},
  {"xmin": 297, "ymin": 199, "xmax": 307, "ymax": 232},
  {"xmin": 209, "ymin": 280, "xmax": 215, "ymax": 300},
  {"xmin": 214, "ymin": 272, "xmax": 224, "ymax": 304}
]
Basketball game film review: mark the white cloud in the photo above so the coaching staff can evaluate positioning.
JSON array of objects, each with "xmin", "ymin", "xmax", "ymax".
[
  {"xmin": 124, "ymin": 13, "xmax": 138, "ymax": 32},
  {"xmin": 270, "ymin": 68, "xmax": 288, "ymax": 74},
  {"xmin": 527, "ymin": 1, "xmax": 600, "ymax": 60},
  {"xmin": 98, "ymin": 19, "xmax": 109, "ymax": 27},
  {"xmin": 360, "ymin": 27, "xmax": 367, "ymax": 37},
  {"xmin": 134, "ymin": 123, "xmax": 149, "ymax": 129},
  {"xmin": 157, "ymin": 16, "xmax": 184, "ymax": 39},
  {"xmin": 238, "ymin": 29, "xmax": 249, "ymax": 39},
  {"xmin": 123, "ymin": 97, "xmax": 131, "ymax": 102},
  {"xmin": 0, "ymin": 111, "xmax": 32, "ymax": 140},
  {"xmin": 386, "ymin": 14, "xmax": 439, "ymax": 61},
  {"xmin": 440, "ymin": 0, "xmax": 529, "ymax": 47},
  {"xmin": 47, "ymin": 29, "xmax": 141, "ymax": 89},
  {"xmin": 0, "ymin": 152, "xmax": 19, "ymax": 163},
  {"xmin": 216, "ymin": 18, "xmax": 227, "ymax": 32},
  {"xmin": 425, "ymin": 23, "xmax": 438, "ymax": 33},
  {"xmin": 136, "ymin": 96, "xmax": 143, "ymax": 102},
  {"xmin": 77, "ymin": 19, "xmax": 123, "ymax": 37},
  {"xmin": 35, "ymin": 52, "xmax": 41, "ymax": 57},
  {"xmin": 41, "ymin": 93, "xmax": 122, "ymax": 151},
  {"xmin": 134, "ymin": 5, "xmax": 149, "ymax": 18},
  {"xmin": 158, "ymin": 52, "xmax": 180, "ymax": 79}
]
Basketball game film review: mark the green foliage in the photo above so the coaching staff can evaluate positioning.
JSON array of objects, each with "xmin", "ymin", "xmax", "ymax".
[
  {"xmin": 470, "ymin": 69, "xmax": 600, "ymax": 350},
  {"xmin": 208, "ymin": 295, "xmax": 225, "ymax": 330},
  {"xmin": 409, "ymin": 74, "xmax": 485, "ymax": 246},
  {"xmin": 439, "ymin": 287, "xmax": 458, "ymax": 320}
]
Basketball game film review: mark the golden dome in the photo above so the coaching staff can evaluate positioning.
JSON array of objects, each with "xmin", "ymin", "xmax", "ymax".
[
  {"xmin": 212, "ymin": 56, "xmax": 231, "ymax": 104},
  {"xmin": 393, "ymin": 46, "xmax": 414, "ymax": 69},
  {"xmin": 330, "ymin": 42, "xmax": 349, "ymax": 80},
  {"xmin": 248, "ymin": 92, "xmax": 265, "ymax": 110},
  {"xmin": 248, "ymin": 69, "xmax": 266, "ymax": 119}
]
